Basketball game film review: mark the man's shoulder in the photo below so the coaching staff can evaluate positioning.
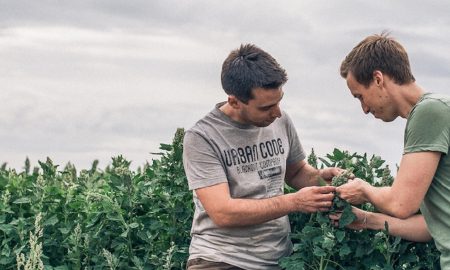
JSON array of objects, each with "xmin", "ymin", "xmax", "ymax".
[
  {"xmin": 414, "ymin": 93, "xmax": 450, "ymax": 116},
  {"xmin": 408, "ymin": 93, "xmax": 450, "ymax": 131},
  {"xmin": 186, "ymin": 108, "xmax": 218, "ymax": 132},
  {"xmin": 420, "ymin": 93, "xmax": 450, "ymax": 108}
]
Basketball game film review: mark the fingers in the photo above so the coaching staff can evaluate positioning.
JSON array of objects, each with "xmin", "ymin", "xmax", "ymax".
[
  {"xmin": 312, "ymin": 193, "xmax": 335, "ymax": 212},
  {"xmin": 335, "ymin": 178, "xmax": 358, "ymax": 193},
  {"xmin": 311, "ymin": 187, "xmax": 335, "ymax": 210},
  {"xmin": 320, "ymin": 167, "xmax": 340, "ymax": 180},
  {"xmin": 315, "ymin": 187, "xmax": 335, "ymax": 203},
  {"xmin": 320, "ymin": 167, "xmax": 354, "ymax": 181},
  {"xmin": 301, "ymin": 201, "xmax": 333, "ymax": 213},
  {"xmin": 314, "ymin": 185, "xmax": 336, "ymax": 194},
  {"xmin": 328, "ymin": 212, "xmax": 344, "ymax": 227},
  {"xmin": 314, "ymin": 186, "xmax": 335, "ymax": 207},
  {"xmin": 335, "ymin": 178, "xmax": 368, "ymax": 205},
  {"xmin": 348, "ymin": 172, "xmax": 355, "ymax": 179},
  {"xmin": 328, "ymin": 212, "xmax": 342, "ymax": 220},
  {"xmin": 320, "ymin": 200, "xmax": 333, "ymax": 208},
  {"xmin": 294, "ymin": 186, "xmax": 338, "ymax": 213}
]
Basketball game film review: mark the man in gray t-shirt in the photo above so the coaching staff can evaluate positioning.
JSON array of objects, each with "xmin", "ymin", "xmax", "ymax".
[{"xmin": 183, "ymin": 44, "xmax": 341, "ymax": 270}]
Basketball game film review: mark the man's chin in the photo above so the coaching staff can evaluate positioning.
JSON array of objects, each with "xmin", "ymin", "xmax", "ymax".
[
  {"xmin": 379, "ymin": 115, "xmax": 397, "ymax": 122},
  {"xmin": 383, "ymin": 118, "xmax": 396, "ymax": 123},
  {"xmin": 254, "ymin": 121, "xmax": 273, "ymax": 127}
]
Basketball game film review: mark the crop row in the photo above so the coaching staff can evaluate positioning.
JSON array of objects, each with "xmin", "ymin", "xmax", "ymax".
[{"xmin": 0, "ymin": 129, "xmax": 440, "ymax": 269}]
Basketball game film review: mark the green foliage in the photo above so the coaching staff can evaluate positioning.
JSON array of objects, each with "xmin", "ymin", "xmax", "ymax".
[
  {"xmin": 0, "ymin": 128, "xmax": 192, "ymax": 269},
  {"xmin": 0, "ymin": 133, "xmax": 441, "ymax": 270},
  {"xmin": 280, "ymin": 149, "xmax": 440, "ymax": 270}
]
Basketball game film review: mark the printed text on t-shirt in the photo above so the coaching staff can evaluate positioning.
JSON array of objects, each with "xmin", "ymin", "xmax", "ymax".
[{"xmin": 220, "ymin": 138, "xmax": 284, "ymax": 167}]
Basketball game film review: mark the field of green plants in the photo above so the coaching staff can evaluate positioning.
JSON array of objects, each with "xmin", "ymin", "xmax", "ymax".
[{"xmin": 0, "ymin": 129, "xmax": 441, "ymax": 269}]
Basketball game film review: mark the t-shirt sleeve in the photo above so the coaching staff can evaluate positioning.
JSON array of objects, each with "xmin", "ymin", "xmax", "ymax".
[
  {"xmin": 404, "ymin": 99, "xmax": 450, "ymax": 155},
  {"xmin": 183, "ymin": 130, "xmax": 228, "ymax": 190},
  {"xmin": 283, "ymin": 113, "xmax": 306, "ymax": 164}
]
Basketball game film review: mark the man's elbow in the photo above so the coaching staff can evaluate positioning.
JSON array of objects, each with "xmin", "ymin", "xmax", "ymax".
[
  {"xmin": 210, "ymin": 214, "xmax": 235, "ymax": 228},
  {"xmin": 206, "ymin": 208, "xmax": 238, "ymax": 228},
  {"xmin": 390, "ymin": 205, "xmax": 419, "ymax": 219},
  {"xmin": 420, "ymin": 232, "xmax": 433, "ymax": 243}
]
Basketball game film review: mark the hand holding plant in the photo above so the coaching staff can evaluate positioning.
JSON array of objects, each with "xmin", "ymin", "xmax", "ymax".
[
  {"xmin": 290, "ymin": 186, "xmax": 336, "ymax": 213},
  {"xmin": 329, "ymin": 206, "xmax": 369, "ymax": 230},
  {"xmin": 318, "ymin": 167, "xmax": 349, "ymax": 185},
  {"xmin": 336, "ymin": 178, "xmax": 371, "ymax": 205}
]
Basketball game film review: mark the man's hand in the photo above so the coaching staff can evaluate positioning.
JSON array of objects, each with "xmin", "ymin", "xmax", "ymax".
[
  {"xmin": 289, "ymin": 185, "xmax": 336, "ymax": 213},
  {"xmin": 319, "ymin": 167, "xmax": 352, "ymax": 184},
  {"xmin": 329, "ymin": 206, "xmax": 432, "ymax": 242},
  {"xmin": 335, "ymin": 178, "xmax": 370, "ymax": 205},
  {"xmin": 286, "ymin": 161, "xmax": 349, "ymax": 189},
  {"xmin": 329, "ymin": 206, "xmax": 367, "ymax": 230}
]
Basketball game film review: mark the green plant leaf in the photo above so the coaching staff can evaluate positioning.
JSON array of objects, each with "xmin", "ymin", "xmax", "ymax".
[
  {"xmin": 43, "ymin": 215, "xmax": 59, "ymax": 226},
  {"xmin": 128, "ymin": 222, "xmax": 139, "ymax": 229},
  {"xmin": 13, "ymin": 197, "xmax": 31, "ymax": 204}
]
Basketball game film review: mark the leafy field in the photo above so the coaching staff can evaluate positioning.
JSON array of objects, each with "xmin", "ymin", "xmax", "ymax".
[
  {"xmin": 282, "ymin": 149, "xmax": 440, "ymax": 270},
  {"xmin": 0, "ymin": 129, "xmax": 440, "ymax": 269}
]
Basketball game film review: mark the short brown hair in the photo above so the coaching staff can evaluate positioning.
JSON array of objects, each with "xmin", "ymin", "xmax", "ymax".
[
  {"xmin": 340, "ymin": 33, "xmax": 415, "ymax": 87},
  {"xmin": 221, "ymin": 44, "xmax": 288, "ymax": 103}
]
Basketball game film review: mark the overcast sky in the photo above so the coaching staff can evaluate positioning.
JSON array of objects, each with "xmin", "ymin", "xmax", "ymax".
[{"xmin": 1, "ymin": 0, "xmax": 450, "ymax": 173}]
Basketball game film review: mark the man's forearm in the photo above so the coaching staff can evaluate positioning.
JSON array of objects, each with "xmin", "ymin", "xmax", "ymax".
[
  {"xmin": 362, "ymin": 152, "xmax": 440, "ymax": 219},
  {"xmin": 365, "ymin": 186, "xmax": 415, "ymax": 219},
  {"xmin": 202, "ymin": 185, "xmax": 336, "ymax": 228},
  {"xmin": 286, "ymin": 164, "xmax": 320, "ymax": 190},
  {"xmin": 366, "ymin": 212, "xmax": 432, "ymax": 242},
  {"xmin": 212, "ymin": 194, "xmax": 296, "ymax": 227}
]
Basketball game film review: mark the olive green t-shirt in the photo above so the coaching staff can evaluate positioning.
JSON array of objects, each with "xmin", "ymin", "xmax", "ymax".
[{"xmin": 404, "ymin": 93, "xmax": 450, "ymax": 268}]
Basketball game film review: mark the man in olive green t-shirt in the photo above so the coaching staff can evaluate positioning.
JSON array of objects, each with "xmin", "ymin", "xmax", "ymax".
[
  {"xmin": 335, "ymin": 33, "xmax": 450, "ymax": 268},
  {"xmin": 405, "ymin": 93, "xmax": 450, "ymax": 266}
]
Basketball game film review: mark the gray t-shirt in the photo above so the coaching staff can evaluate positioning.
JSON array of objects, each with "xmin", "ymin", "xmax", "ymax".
[{"xmin": 183, "ymin": 102, "xmax": 305, "ymax": 270}]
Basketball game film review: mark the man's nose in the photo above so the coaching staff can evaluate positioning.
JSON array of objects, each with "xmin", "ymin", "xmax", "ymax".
[{"xmin": 272, "ymin": 105, "xmax": 282, "ymax": 118}]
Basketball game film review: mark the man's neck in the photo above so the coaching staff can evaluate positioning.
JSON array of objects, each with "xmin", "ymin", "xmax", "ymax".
[
  {"xmin": 219, "ymin": 102, "xmax": 241, "ymax": 123},
  {"xmin": 392, "ymin": 82, "xmax": 425, "ymax": 118}
]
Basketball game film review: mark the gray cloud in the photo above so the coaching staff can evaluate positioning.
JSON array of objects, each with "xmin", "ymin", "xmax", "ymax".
[{"xmin": 1, "ymin": 0, "xmax": 450, "ymax": 171}]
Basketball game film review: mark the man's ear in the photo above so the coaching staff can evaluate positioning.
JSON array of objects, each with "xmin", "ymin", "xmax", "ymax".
[
  {"xmin": 228, "ymin": 95, "xmax": 241, "ymax": 109},
  {"xmin": 373, "ymin": 70, "xmax": 384, "ymax": 87}
]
